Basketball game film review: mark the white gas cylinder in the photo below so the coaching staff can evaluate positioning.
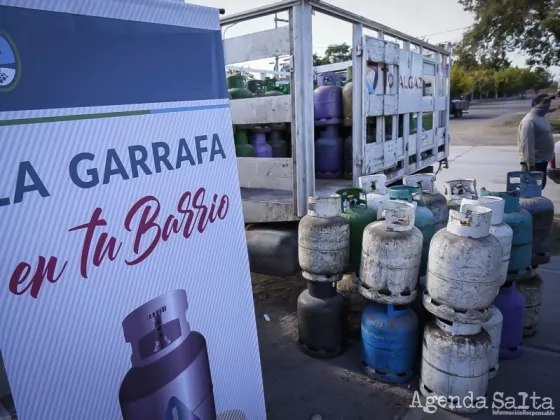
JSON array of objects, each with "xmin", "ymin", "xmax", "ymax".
[
  {"xmin": 420, "ymin": 318, "xmax": 491, "ymax": 414},
  {"xmin": 358, "ymin": 174, "xmax": 388, "ymax": 212},
  {"xmin": 443, "ymin": 179, "xmax": 478, "ymax": 211},
  {"xmin": 425, "ymin": 204, "xmax": 502, "ymax": 323},
  {"xmin": 461, "ymin": 196, "xmax": 513, "ymax": 285},
  {"xmin": 359, "ymin": 200, "xmax": 423, "ymax": 305},
  {"xmin": 298, "ymin": 195, "xmax": 350, "ymax": 282},
  {"xmin": 482, "ymin": 306, "xmax": 503, "ymax": 380}
]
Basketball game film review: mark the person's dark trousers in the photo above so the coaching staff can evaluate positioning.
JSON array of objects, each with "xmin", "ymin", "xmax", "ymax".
[{"xmin": 521, "ymin": 161, "xmax": 548, "ymax": 190}]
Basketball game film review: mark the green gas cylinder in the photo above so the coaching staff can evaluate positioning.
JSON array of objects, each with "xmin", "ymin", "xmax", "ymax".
[
  {"xmin": 342, "ymin": 66, "xmax": 353, "ymax": 127},
  {"xmin": 264, "ymin": 78, "xmax": 284, "ymax": 96},
  {"xmin": 265, "ymin": 89, "xmax": 284, "ymax": 96},
  {"xmin": 227, "ymin": 74, "xmax": 253, "ymax": 99},
  {"xmin": 336, "ymin": 187, "xmax": 378, "ymax": 274},
  {"xmin": 280, "ymin": 84, "xmax": 290, "ymax": 95},
  {"xmin": 234, "ymin": 130, "xmax": 255, "ymax": 157},
  {"xmin": 388, "ymin": 185, "xmax": 436, "ymax": 277},
  {"xmin": 248, "ymin": 80, "xmax": 266, "ymax": 97}
]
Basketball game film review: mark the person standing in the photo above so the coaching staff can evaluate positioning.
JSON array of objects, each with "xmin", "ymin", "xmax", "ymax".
[{"xmin": 517, "ymin": 93, "xmax": 557, "ymax": 189}]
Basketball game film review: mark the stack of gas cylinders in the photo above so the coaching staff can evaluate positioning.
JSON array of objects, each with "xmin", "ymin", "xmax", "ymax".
[
  {"xmin": 334, "ymin": 176, "xmax": 390, "ymax": 337},
  {"xmin": 233, "ymin": 126, "xmax": 289, "ymax": 158},
  {"xmin": 480, "ymin": 171, "xmax": 553, "ymax": 347},
  {"xmin": 387, "ymin": 182, "xmax": 437, "ymax": 279},
  {"xmin": 509, "ymin": 171, "xmax": 553, "ymax": 339},
  {"xmin": 421, "ymin": 196, "xmax": 504, "ymax": 413},
  {"xmin": 358, "ymin": 199, "xmax": 423, "ymax": 383},
  {"xmin": 296, "ymin": 170, "xmax": 555, "ymax": 415},
  {"xmin": 297, "ymin": 195, "xmax": 350, "ymax": 357},
  {"xmin": 227, "ymin": 74, "xmax": 290, "ymax": 159},
  {"xmin": 314, "ymin": 72, "xmax": 344, "ymax": 178}
]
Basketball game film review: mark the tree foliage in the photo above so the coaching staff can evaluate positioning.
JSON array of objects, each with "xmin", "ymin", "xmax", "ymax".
[
  {"xmin": 450, "ymin": 63, "xmax": 556, "ymax": 98},
  {"xmin": 313, "ymin": 43, "xmax": 352, "ymax": 66},
  {"xmin": 226, "ymin": 69, "xmax": 254, "ymax": 79},
  {"xmin": 450, "ymin": 64, "xmax": 474, "ymax": 96},
  {"xmin": 457, "ymin": 0, "xmax": 560, "ymax": 68}
]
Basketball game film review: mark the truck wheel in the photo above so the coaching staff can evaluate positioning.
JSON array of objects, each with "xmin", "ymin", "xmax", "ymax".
[{"xmin": 454, "ymin": 110, "xmax": 460, "ymax": 117}]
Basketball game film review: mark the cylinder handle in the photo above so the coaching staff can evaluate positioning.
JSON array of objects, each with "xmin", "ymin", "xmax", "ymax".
[
  {"xmin": 404, "ymin": 174, "xmax": 437, "ymax": 195},
  {"xmin": 358, "ymin": 174, "xmax": 388, "ymax": 194},
  {"xmin": 336, "ymin": 188, "xmax": 368, "ymax": 210},
  {"xmin": 443, "ymin": 179, "xmax": 478, "ymax": 200},
  {"xmin": 460, "ymin": 196, "xmax": 505, "ymax": 226},
  {"xmin": 507, "ymin": 171, "xmax": 543, "ymax": 197},
  {"xmin": 307, "ymin": 195, "xmax": 341, "ymax": 218},
  {"xmin": 447, "ymin": 204, "xmax": 492, "ymax": 238},
  {"xmin": 377, "ymin": 200, "xmax": 416, "ymax": 232}
]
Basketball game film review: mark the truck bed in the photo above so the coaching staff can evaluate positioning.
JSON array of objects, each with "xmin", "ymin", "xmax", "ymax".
[{"xmin": 241, "ymin": 179, "xmax": 353, "ymax": 223}]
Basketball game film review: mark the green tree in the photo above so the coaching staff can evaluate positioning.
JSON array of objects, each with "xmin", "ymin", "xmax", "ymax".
[
  {"xmin": 465, "ymin": 66, "xmax": 554, "ymax": 98},
  {"xmin": 450, "ymin": 64, "xmax": 474, "ymax": 97},
  {"xmin": 452, "ymin": 41, "xmax": 479, "ymax": 70},
  {"xmin": 492, "ymin": 68, "xmax": 514, "ymax": 97},
  {"xmin": 226, "ymin": 69, "xmax": 254, "ymax": 79},
  {"xmin": 519, "ymin": 68, "xmax": 540, "ymax": 92},
  {"xmin": 470, "ymin": 68, "xmax": 495, "ymax": 98},
  {"xmin": 479, "ymin": 50, "xmax": 511, "ymax": 71},
  {"xmin": 323, "ymin": 43, "xmax": 352, "ymax": 64},
  {"xmin": 533, "ymin": 67, "xmax": 555, "ymax": 91},
  {"xmin": 313, "ymin": 53, "xmax": 329, "ymax": 66},
  {"xmin": 457, "ymin": 0, "xmax": 560, "ymax": 68},
  {"xmin": 314, "ymin": 43, "xmax": 353, "ymax": 66}
]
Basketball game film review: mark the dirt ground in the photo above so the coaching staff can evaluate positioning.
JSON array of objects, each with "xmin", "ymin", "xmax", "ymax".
[
  {"xmin": 498, "ymin": 98, "xmax": 560, "ymax": 131},
  {"xmin": 549, "ymin": 98, "xmax": 560, "ymax": 131},
  {"xmin": 252, "ymin": 273, "xmax": 416, "ymax": 420}
]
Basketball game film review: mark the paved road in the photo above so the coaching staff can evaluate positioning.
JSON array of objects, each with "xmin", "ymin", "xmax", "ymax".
[
  {"xmin": 449, "ymin": 100, "xmax": 530, "ymax": 147},
  {"xmin": 455, "ymin": 99, "xmax": 530, "ymax": 122},
  {"xmin": 443, "ymin": 99, "xmax": 560, "ymax": 210}
]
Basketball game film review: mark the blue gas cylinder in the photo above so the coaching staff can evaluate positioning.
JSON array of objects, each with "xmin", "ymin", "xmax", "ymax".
[
  {"xmin": 493, "ymin": 282, "xmax": 524, "ymax": 360},
  {"xmin": 361, "ymin": 302, "xmax": 418, "ymax": 384},
  {"xmin": 315, "ymin": 125, "xmax": 343, "ymax": 178},
  {"xmin": 507, "ymin": 171, "xmax": 555, "ymax": 267},
  {"xmin": 481, "ymin": 188, "xmax": 533, "ymax": 280}
]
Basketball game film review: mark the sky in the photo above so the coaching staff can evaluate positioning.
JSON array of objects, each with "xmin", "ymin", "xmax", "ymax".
[{"xmin": 193, "ymin": 0, "xmax": 560, "ymax": 80}]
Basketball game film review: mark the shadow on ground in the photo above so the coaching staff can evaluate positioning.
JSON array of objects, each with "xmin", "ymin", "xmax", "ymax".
[{"xmin": 252, "ymin": 273, "xmax": 414, "ymax": 420}]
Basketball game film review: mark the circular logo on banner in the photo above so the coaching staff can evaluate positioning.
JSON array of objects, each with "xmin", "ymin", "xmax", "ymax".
[
  {"xmin": 365, "ymin": 65, "xmax": 379, "ymax": 94},
  {"xmin": 0, "ymin": 31, "xmax": 21, "ymax": 92}
]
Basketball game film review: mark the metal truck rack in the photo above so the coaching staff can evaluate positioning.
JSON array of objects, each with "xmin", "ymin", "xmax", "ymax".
[{"xmin": 221, "ymin": 0, "xmax": 452, "ymax": 223}]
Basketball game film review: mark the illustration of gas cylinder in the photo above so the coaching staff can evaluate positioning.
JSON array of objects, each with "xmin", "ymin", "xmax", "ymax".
[{"xmin": 119, "ymin": 290, "xmax": 216, "ymax": 420}]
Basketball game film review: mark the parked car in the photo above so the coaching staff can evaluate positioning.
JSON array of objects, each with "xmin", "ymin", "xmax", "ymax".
[{"xmin": 450, "ymin": 98, "xmax": 469, "ymax": 117}]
